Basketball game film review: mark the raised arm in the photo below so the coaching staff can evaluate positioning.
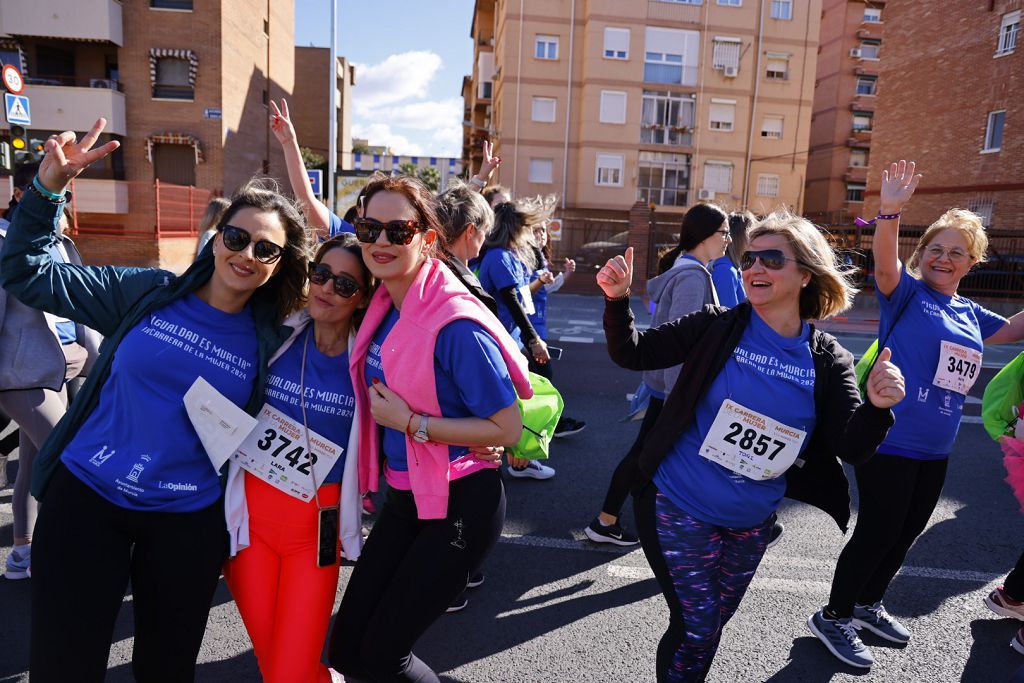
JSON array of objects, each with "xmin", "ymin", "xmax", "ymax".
[
  {"xmin": 469, "ymin": 140, "xmax": 501, "ymax": 193},
  {"xmin": 269, "ymin": 99, "xmax": 331, "ymax": 238},
  {"xmin": 872, "ymin": 160, "xmax": 922, "ymax": 297}
]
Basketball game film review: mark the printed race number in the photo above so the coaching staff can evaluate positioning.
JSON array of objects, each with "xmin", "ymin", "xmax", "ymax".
[
  {"xmin": 932, "ymin": 340, "xmax": 982, "ymax": 395},
  {"xmin": 255, "ymin": 428, "xmax": 318, "ymax": 475},
  {"xmin": 699, "ymin": 399, "xmax": 807, "ymax": 481}
]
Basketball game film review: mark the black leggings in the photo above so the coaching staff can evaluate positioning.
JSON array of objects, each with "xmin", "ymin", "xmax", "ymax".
[
  {"xmin": 30, "ymin": 464, "xmax": 229, "ymax": 682},
  {"xmin": 826, "ymin": 453, "xmax": 948, "ymax": 617},
  {"xmin": 328, "ymin": 468, "xmax": 506, "ymax": 682},
  {"xmin": 1004, "ymin": 551, "xmax": 1024, "ymax": 601},
  {"xmin": 601, "ymin": 397, "xmax": 664, "ymax": 518}
]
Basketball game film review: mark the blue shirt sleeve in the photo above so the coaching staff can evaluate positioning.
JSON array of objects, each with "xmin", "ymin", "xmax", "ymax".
[
  {"xmin": 435, "ymin": 319, "xmax": 518, "ymax": 418},
  {"xmin": 975, "ymin": 302, "xmax": 1009, "ymax": 339},
  {"xmin": 480, "ymin": 249, "xmax": 523, "ymax": 292},
  {"xmin": 328, "ymin": 211, "xmax": 355, "ymax": 237},
  {"xmin": 877, "ymin": 268, "xmax": 917, "ymax": 340},
  {"xmin": 711, "ymin": 258, "xmax": 742, "ymax": 308}
]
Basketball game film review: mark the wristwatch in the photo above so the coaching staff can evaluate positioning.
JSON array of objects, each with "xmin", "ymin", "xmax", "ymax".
[{"xmin": 412, "ymin": 414, "xmax": 430, "ymax": 444}]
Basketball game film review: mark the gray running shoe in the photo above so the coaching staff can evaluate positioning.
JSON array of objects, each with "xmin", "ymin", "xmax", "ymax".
[
  {"xmin": 808, "ymin": 609, "xmax": 874, "ymax": 669},
  {"xmin": 853, "ymin": 601, "xmax": 910, "ymax": 643},
  {"xmin": 4, "ymin": 546, "xmax": 30, "ymax": 580}
]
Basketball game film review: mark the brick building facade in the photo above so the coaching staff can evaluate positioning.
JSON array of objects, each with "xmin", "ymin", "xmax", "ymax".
[{"xmin": 292, "ymin": 47, "xmax": 354, "ymax": 172}]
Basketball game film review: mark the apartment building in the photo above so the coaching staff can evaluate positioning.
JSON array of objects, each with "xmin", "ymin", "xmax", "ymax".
[
  {"xmin": 0, "ymin": 0, "xmax": 294, "ymax": 270},
  {"xmin": 464, "ymin": 0, "xmax": 822, "ymax": 214},
  {"xmin": 352, "ymin": 151, "xmax": 464, "ymax": 188},
  {"xmin": 804, "ymin": 0, "xmax": 884, "ymax": 219},
  {"xmin": 292, "ymin": 48, "xmax": 355, "ymax": 171},
  {"xmin": 865, "ymin": 1, "xmax": 1021, "ymax": 230}
]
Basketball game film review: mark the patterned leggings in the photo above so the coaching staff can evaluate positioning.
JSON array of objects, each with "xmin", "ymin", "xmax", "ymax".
[{"xmin": 635, "ymin": 485, "xmax": 773, "ymax": 682}]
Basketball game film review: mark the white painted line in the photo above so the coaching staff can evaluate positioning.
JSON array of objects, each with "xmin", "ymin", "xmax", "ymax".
[
  {"xmin": 964, "ymin": 396, "xmax": 982, "ymax": 405},
  {"xmin": 500, "ymin": 532, "xmax": 642, "ymax": 556},
  {"xmin": 961, "ymin": 415, "xmax": 985, "ymax": 424},
  {"xmin": 0, "ymin": 502, "xmax": 10, "ymax": 515},
  {"xmin": 567, "ymin": 319, "xmax": 598, "ymax": 326},
  {"xmin": 558, "ymin": 336, "xmax": 595, "ymax": 344},
  {"xmin": 607, "ymin": 561, "xmax": 999, "ymax": 585}
]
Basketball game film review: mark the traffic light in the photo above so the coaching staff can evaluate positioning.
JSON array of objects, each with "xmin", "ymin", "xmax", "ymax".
[{"xmin": 9, "ymin": 125, "xmax": 27, "ymax": 152}]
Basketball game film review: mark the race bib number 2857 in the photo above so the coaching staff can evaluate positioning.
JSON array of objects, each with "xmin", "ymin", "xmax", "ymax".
[{"xmin": 698, "ymin": 399, "xmax": 807, "ymax": 481}]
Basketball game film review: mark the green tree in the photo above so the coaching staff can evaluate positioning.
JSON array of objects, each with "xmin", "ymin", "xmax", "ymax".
[
  {"xmin": 416, "ymin": 166, "xmax": 441, "ymax": 192},
  {"xmin": 299, "ymin": 146, "xmax": 327, "ymax": 172}
]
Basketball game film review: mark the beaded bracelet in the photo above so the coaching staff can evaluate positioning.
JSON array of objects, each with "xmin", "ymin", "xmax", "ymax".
[
  {"xmin": 30, "ymin": 176, "xmax": 67, "ymax": 203},
  {"xmin": 855, "ymin": 211, "xmax": 901, "ymax": 227},
  {"xmin": 605, "ymin": 288, "xmax": 631, "ymax": 302}
]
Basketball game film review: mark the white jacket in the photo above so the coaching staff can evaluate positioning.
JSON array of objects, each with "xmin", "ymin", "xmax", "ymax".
[{"xmin": 224, "ymin": 309, "xmax": 364, "ymax": 560}]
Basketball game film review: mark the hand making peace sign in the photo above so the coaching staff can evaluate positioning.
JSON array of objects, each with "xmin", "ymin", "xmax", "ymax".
[{"xmin": 38, "ymin": 118, "xmax": 121, "ymax": 195}]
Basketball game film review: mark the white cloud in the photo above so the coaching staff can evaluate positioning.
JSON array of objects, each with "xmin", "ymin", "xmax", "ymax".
[
  {"xmin": 373, "ymin": 98, "xmax": 463, "ymax": 131},
  {"xmin": 352, "ymin": 51, "xmax": 443, "ymax": 113},
  {"xmin": 352, "ymin": 122, "xmax": 424, "ymax": 156},
  {"xmin": 431, "ymin": 125, "xmax": 464, "ymax": 157}
]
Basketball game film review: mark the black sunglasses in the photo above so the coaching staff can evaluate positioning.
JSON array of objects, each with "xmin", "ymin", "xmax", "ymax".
[
  {"xmin": 308, "ymin": 262, "xmax": 364, "ymax": 298},
  {"xmin": 353, "ymin": 217, "xmax": 423, "ymax": 246},
  {"xmin": 740, "ymin": 249, "xmax": 801, "ymax": 271},
  {"xmin": 220, "ymin": 225, "xmax": 285, "ymax": 264}
]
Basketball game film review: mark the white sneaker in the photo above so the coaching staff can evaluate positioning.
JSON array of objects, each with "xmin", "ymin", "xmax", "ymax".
[
  {"xmin": 5, "ymin": 545, "xmax": 30, "ymax": 580},
  {"xmin": 507, "ymin": 460, "xmax": 555, "ymax": 480}
]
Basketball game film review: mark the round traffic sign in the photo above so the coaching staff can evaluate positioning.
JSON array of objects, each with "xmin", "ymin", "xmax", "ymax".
[{"xmin": 3, "ymin": 64, "xmax": 24, "ymax": 95}]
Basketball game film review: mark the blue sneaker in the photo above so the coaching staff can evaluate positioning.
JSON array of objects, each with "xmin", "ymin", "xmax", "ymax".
[
  {"xmin": 4, "ymin": 545, "xmax": 30, "ymax": 580},
  {"xmin": 853, "ymin": 601, "xmax": 910, "ymax": 644},
  {"xmin": 808, "ymin": 609, "xmax": 874, "ymax": 669}
]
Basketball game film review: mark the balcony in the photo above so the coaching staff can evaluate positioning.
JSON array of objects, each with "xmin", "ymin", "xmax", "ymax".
[
  {"xmin": 844, "ymin": 167, "xmax": 868, "ymax": 183},
  {"xmin": 21, "ymin": 82, "xmax": 126, "ymax": 136},
  {"xmin": 0, "ymin": 0, "xmax": 123, "ymax": 46},
  {"xmin": 854, "ymin": 64, "xmax": 879, "ymax": 77},
  {"xmin": 69, "ymin": 179, "xmax": 129, "ymax": 214},
  {"xmin": 847, "ymin": 136, "xmax": 871, "ymax": 150},
  {"xmin": 849, "ymin": 99, "xmax": 876, "ymax": 113},
  {"xmin": 856, "ymin": 27, "xmax": 883, "ymax": 41}
]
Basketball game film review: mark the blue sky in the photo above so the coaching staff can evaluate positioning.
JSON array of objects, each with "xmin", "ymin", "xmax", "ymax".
[{"xmin": 295, "ymin": 0, "xmax": 475, "ymax": 157}]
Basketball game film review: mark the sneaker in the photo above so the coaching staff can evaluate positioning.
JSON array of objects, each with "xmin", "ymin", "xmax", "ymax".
[
  {"xmin": 467, "ymin": 571, "xmax": 485, "ymax": 589},
  {"xmin": 807, "ymin": 609, "xmax": 874, "ymax": 669},
  {"xmin": 986, "ymin": 586, "xmax": 1024, "ymax": 621},
  {"xmin": 1013, "ymin": 627, "xmax": 1024, "ymax": 656},
  {"xmin": 852, "ymin": 601, "xmax": 911, "ymax": 644},
  {"xmin": 507, "ymin": 460, "xmax": 556, "ymax": 480},
  {"xmin": 553, "ymin": 417, "xmax": 586, "ymax": 438},
  {"xmin": 585, "ymin": 518, "xmax": 640, "ymax": 547},
  {"xmin": 446, "ymin": 593, "xmax": 468, "ymax": 613},
  {"xmin": 766, "ymin": 520, "xmax": 785, "ymax": 549},
  {"xmin": 5, "ymin": 545, "xmax": 30, "ymax": 581}
]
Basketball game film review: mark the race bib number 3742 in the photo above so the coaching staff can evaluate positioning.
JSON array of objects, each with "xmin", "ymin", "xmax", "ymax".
[{"xmin": 698, "ymin": 399, "xmax": 807, "ymax": 481}]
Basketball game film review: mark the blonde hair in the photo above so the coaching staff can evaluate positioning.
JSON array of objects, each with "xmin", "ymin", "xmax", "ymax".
[
  {"xmin": 748, "ymin": 211, "xmax": 859, "ymax": 320},
  {"xmin": 906, "ymin": 208, "xmax": 988, "ymax": 275}
]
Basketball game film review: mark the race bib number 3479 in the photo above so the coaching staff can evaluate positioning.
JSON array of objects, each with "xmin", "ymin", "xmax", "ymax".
[
  {"xmin": 698, "ymin": 399, "xmax": 807, "ymax": 481},
  {"xmin": 931, "ymin": 340, "xmax": 981, "ymax": 395}
]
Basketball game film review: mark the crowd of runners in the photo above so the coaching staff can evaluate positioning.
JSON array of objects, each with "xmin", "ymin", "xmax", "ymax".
[{"xmin": 1, "ymin": 107, "xmax": 1024, "ymax": 683}]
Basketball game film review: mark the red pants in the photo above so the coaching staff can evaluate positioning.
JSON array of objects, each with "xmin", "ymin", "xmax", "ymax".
[{"xmin": 224, "ymin": 473, "xmax": 342, "ymax": 683}]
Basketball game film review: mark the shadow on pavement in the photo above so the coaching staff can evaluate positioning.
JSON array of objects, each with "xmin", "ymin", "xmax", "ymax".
[
  {"xmin": 962, "ymin": 618, "xmax": 1024, "ymax": 682},
  {"xmin": 762, "ymin": 636, "xmax": 871, "ymax": 682}
]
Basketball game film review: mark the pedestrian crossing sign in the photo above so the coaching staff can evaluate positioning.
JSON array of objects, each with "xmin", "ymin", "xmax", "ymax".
[{"xmin": 4, "ymin": 93, "xmax": 30, "ymax": 126}]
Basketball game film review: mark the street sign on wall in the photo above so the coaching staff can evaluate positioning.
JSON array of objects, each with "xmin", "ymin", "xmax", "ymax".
[{"xmin": 4, "ymin": 93, "xmax": 30, "ymax": 126}]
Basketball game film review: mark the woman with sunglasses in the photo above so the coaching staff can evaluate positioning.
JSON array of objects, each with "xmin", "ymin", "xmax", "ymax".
[
  {"xmin": 587, "ymin": 202, "xmax": 728, "ymax": 547},
  {"xmin": 327, "ymin": 174, "xmax": 532, "ymax": 683},
  {"xmin": 812, "ymin": 161, "xmax": 1024, "ymax": 669},
  {"xmin": 599, "ymin": 212, "xmax": 906, "ymax": 682},
  {"xmin": 0, "ymin": 119, "xmax": 310, "ymax": 682},
  {"xmin": 223, "ymin": 233, "xmax": 371, "ymax": 683}
]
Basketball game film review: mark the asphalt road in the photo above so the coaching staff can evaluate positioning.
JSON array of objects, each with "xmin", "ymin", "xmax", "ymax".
[{"xmin": 3, "ymin": 294, "xmax": 1024, "ymax": 682}]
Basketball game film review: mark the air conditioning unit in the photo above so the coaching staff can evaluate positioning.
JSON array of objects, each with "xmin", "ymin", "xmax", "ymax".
[
  {"xmin": 89, "ymin": 78, "xmax": 116, "ymax": 89},
  {"xmin": 723, "ymin": 65, "xmax": 739, "ymax": 78},
  {"xmin": 697, "ymin": 188, "xmax": 715, "ymax": 200},
  {"xmin": 849, "ymin": 48, "xmax": 862, "ymax": 58}
]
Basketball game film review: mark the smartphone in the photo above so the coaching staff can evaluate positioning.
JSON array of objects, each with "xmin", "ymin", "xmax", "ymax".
[
  {"xmin": 317, "ymin": 506, "xmax": 340, "ymax": 567},
  {"xmin": 547, "ymin": 345, "xmax": 563, "ymax": 360}
]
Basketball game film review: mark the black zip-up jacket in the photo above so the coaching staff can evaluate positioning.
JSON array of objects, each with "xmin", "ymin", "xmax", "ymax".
[{"xmin": 604, "ymin": 298, "xmax": 895, "ymax": 532}]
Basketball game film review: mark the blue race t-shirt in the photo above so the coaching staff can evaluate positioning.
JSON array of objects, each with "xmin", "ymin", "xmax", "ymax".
[
  {"xmin": 46, "ymin": 243, "xmax": 77, "ymax": 344},
  {"xmin": 875, "ymin": 268, "xmax": 1006, "ymax": 459},
  {"xmin": 364, "ymin": 306, "xmax": 518, "ymax": 472},
  {"xmin": 528, "ymin": 254, "xmax": 550, "ymax": 340},
  {"xmin": 477, "ymin": 247, "xmax": 530, "ymax": 346},
  {"xmin": 654, "ymin": 310, "xmax": 817, "ymax": 528},
  {"xmin": 263, "ymin": 325, "xmax": 355, "ymax": 484},
  {"xmin": 712, "ymin": 256, "xmax": 746, "ymax": 308},
  {"xmin": 328, "ymin": 211, "xmax": 355, "ymax": 238},
  {"xmin": 62, "ymin": 294, "xmax": 258, "ymax": 511}
]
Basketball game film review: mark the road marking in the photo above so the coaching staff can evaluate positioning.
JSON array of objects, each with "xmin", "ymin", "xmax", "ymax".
[
  {"xmin": 0, "ymin": 503, "xmax": 10, "ymax": 515},
  {"xmin": 567, "ymin": 319, "xmax": 597, "ymax": 326},
  {"xmin": 961, "ymin": 415, "xmax": 985, "ymax": 424},
  {"xmin": 500, "ymin": 532, "xmax": 642, "ymax": 556},
  {"xmin": 558, "ymin": 336, "xmax": 595, "ymax": 344},
  {"xmin": 965, "ymin": 396, "xmax": 982, "ymax": 405}
]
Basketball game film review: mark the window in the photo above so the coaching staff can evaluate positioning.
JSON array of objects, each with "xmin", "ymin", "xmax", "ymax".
[
  {"xmin": 604, "ymin": 27, "xmax": 630, "ymax": 60},
  {"xmin": 846, "ymin": 183, "xmax": 866, "ymax": 202},
  {"xmin": 641, "ymin": 90, "xmax": 696, "ymax": 145},
  {"xmin": 998, "ymin": 11, "xmax": 1020, "ymax": 55},
  {"xmin": 770, "ymin": 0, "xmax": 792, "ymax": 20},
  {"xmin": 849, "ymin": 149, "xmax": 869, "ymax": 167},
  {"xmin": 154, "ymin": 57, "xmax": 193, "ymax": 99},
  {"xmin": 638, "ymin": 151, "xmax": 691, "ymax": 206},
  {"xmin": 535, "ymin": 35, "xmax": 559, "ymax": 60},
  {"xmin": 852, "ymin": 112, "xmax": 873, "ymax": 131},
  {"xmin": 600, "ymin": 91, "xmax": 627, "ymax": 124},
  {"xmin": 708, "ymin": 99, "xmax": 736, "ymax": 132},
  {"xmin": 478, "ymin": 51, "xmax": 496, "ymax": 98},
  {"xmin": 860, "ymin": 40, "xmax": 881, "ymax": 60},
  {"xmin": 863, "ymin": 7, "xmax": 882, "ymax": 23},
  {"xmin": 765, "ymin": 53, "xmax": 789, "ymax": 80},
  {"xmin": 855, "ymin": 76, "xmax": 877, "ymax": 96},
  {"xmin": 712, "ymin": 38, "xmax": 741, "ymax": 71},
  {"xmin": 703, "ymin": 162, "xmax": 733, "ymax": 193},
  {"xmin": 644, "ymin": 27, "xmax": 699, "ymax": 85},
  {"xmin": 968, "ymin": 200, "xmax": 995, "ymax": 227},
  {"xmin": 481, "ymin": 81, "xmax": 493, "ymax": 99},
  {"xmin": 529, "ymin": 158, "xmax": 554, "ymax": 183},
  {"xmin": 595, "ymin": 154, "xmax": 625, "ymax": 186},
  {"xmin": 718, "ymin": 0, "xmax": 742, "ymax": 5},
  {"xmin": 756, "ymin": 174, "xmax": 780, "ymax": 198},
  {"xmin": 151, "ymin": 0, "xmax": 193, "ymax": 9},
  {"xmin": 761, "ymin": 115, "xmax": 784, "ymax": 139},
  {"xmin": 984, "ymin": 110, "xmax": 1006, "ymax": 151},
  {"xmin": 531, "ymin": 97, "xmax": 556, "ymax": 122},
  {"xmin": 152, "ymin": 143, "xmax": 196, "ymax": 185}
]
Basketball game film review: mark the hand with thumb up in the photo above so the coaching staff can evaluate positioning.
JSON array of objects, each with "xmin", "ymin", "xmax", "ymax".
[{"xmin": 866, "ymin": 347, "xmax": 905, "ymax": 410}]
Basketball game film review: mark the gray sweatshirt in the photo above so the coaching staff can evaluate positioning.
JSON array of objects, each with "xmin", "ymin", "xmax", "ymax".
[{"xmin": 642, "ymin": 255, "xmax": 719, "ymax": 396}]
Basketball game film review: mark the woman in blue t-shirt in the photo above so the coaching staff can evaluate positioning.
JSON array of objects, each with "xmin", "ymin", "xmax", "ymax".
[
  {"xmin": 814, "ymin": 161, "xmax": 1024, "ymax": 669},
  {"xmin": 711, "ymin": 211, "xmax": 753, "ymax": 308},
  {"xmin": 0, "ymin": 119, "xmax": 312, "ymax": 681},
  {"xmin": 224, "ymin": 233, "xmax": 372, "ymax": 683},
  {"xmin": 599, "ymin": 212, "xmax": 906, "ymax": 681},
  {"xmin": 327, "ymin": 174, "xmax": 531, "ymax": 682}
]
